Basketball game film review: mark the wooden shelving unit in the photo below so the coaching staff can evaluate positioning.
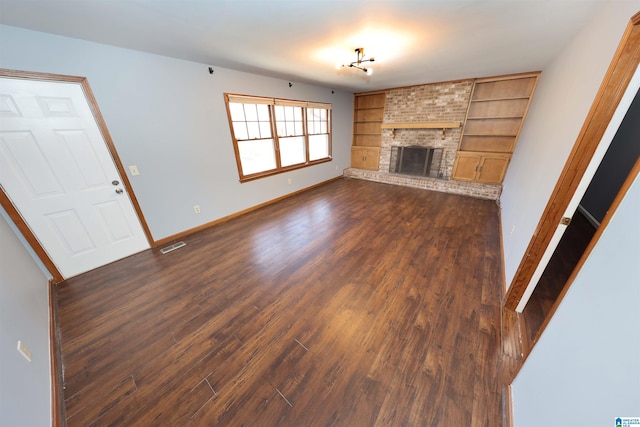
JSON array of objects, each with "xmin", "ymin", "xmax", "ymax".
[
  {"xmin": 452, "ymin": 72, "xmax": 540, "ymax": 184},
  {"xmin": 352, "ymin": 91, "xmax": 386, "ymax": 170}
]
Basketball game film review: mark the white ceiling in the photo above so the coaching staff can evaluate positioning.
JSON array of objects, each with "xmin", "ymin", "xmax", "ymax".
[{"xmin": 0, "ymin": 0, "xmax": 606, "ymax": 92}]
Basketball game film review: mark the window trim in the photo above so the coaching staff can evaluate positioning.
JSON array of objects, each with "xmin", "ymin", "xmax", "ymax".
[{"xmin": 224, "ymin": 93, "xmax": 332, "ymax": 182}]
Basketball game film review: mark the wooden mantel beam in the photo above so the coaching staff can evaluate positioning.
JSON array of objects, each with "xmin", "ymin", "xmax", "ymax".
[{"xmin": 380, "ymin": 121, "xmax": 461, "ymax": 139}]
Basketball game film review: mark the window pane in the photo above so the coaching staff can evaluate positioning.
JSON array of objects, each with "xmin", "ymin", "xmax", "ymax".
[
  {"xmin": 275, "ymin": 106, "xmax": 303, "ymax": 137},
  {"xmin": 285, "ymin": 106, "xmax": 294, "ymax": 121},
  {"xmin": 307, "ymin": 108, "xmax": 329, "ymax": 135},
  {"xmin": 259, "ymin": 121, "xmax": 272, "ymax": 137},
  {"xmin": 233, "ymin": 121, "xmax": 248, "ymax": 140},
  {"xmin": 275, "ymin": 105, "xmax": 285, "ymax": 122},
  {"xmin": 229, "ymin": 103, "xmax": 246, "ymax": 120},
  {"xmin": 238, "ymin": 139, "xmax": 276, "ymax": 175},
  {"xmin": 246, "ymin": 122, "xmax": 261, "ymax": 139},
  {"xmin": 309, "ymin": 134, "xmax": 329, "ymax": 160},
  {"xmin": 280, "ymin": 136, "xmax": 306, "ymax": 167},
  {"xmin": 257, "ymin": 104, "xmax": 270, "ymax": 121},
  {"xmin": 244, "ymin": 104, "xmax": 258, "ymax": 121}
]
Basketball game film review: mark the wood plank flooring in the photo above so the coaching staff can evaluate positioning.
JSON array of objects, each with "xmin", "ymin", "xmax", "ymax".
[{"xmin": 55, "ymin": 178, "xmax": 507, "ymax": 426}]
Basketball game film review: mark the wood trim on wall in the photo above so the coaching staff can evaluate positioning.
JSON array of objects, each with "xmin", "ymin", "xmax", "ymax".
[
  {"xmin": 0, "ymin": 68, "xmax": 156, "ymax": 281},
  {"xmin": 353, "ymin": 89, "xmax": 387, "ymax": 96},
  {"xmin": 48, "ymin": 279, "xmax": 65, "ymax": 426},
  {"xmin": 0, "ymin": 187, "xmax": 64, "ymax": 282},
  {"xmin": 504, "ymin": 384, "xmax": 515, "ymax": 427},
  {"xmin": 155, "ymin": 176, "xmax": 343, "ymax": 248},
  {"xmin": 362, "ymin": 77, "xmax": 473, "ymax": 94},
  {"xmin": 504, "ymin": 12, "xmax": 640, "ymax": 310},
  {"xmin": 474, "ymin": 71, "xmax": 542, "ymax": 84}
]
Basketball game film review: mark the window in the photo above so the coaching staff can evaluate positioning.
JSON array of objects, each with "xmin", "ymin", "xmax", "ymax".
[{"xmin": 225, "ymin": 94, "xmax": 332, "ymax": 182}]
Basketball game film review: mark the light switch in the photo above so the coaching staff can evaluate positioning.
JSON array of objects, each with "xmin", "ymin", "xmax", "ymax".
[
  {"xmin": 129, "ymin": 165, "xmax": 140, "ymax": 176},
  {"xmin": 17, "ymin": 340, "xmax": 32, "ymax": 362}
]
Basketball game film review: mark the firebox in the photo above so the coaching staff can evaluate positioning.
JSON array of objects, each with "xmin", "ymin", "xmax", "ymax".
[{"xmin": 390, "ymin": 146, "xmax": 444, "ymax": 178}]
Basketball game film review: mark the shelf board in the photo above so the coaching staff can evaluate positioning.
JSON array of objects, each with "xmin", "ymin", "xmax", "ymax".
[
  {"xmin": 381, "ymin": 122, "xmax": 460, "ymax": 129},
  {"xmin": 466, "ymin": 116, "xmax": 524, "ymax": 120},
  {"xmin": 457, "ymin": 149, "xmax": 512, "ymax": 156},
  {"xmin": 463, "ymin": 133, "xmax": 518, "ymax": 137},
  {"xmin": 470, "ymin": 96, "xmax": 531, "ymax": 102}
]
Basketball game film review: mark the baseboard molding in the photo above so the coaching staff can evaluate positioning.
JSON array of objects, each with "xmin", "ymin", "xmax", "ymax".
[
  {"xmin": 577, "ymin": 204, "xmax": 600, "ymax": 228},
  {"xmin": 154, "ymin": 176, "xmax": 343, "ymax": 247},
  {"xmin": 49, "ymin": 279, "xmax": 65, "ymax": 426},
  {"xmin": 503, "ymin": 384, "xmax": 514, "ymax": 427},
  {"xmin": 498, "ymin": 208, "xmax": 508, "ymax": 302}
]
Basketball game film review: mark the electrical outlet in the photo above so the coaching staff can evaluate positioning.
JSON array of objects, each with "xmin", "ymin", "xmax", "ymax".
[
  {"xmin": 335, "ymin": 165, "xmax": 339, "ymax": 170},
  {"xmin": 193, "ymin": 205, "xmax": 201, "ymax": 214},
  {"xmin": 17, "ymin": 340, "xmax": 32, "ymax": 362},
  {"xmin": 129, "ymin": 165, "xmax": 140, "ymax": 176},
  {"xmin": 510, "ymin": 225, "xmax": 515, "ymax": 236},
  {"xmin": 287, "ymin": 178, "xmax": 292, "ymax": 184}
]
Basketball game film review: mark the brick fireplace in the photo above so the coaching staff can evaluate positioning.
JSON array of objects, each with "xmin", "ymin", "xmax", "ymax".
[{"xmin": 344, "ymin": 79, "xmax": 503, "ymax": 200}]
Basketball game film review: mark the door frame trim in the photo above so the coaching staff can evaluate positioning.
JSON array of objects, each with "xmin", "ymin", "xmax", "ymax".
[
  {"xmin": 0, "ymin": 68, "xmax": 154, "ymax": 282},
  {"xmin": 504, "ymin": 12, "xmax": 640, "ymax": 310}
]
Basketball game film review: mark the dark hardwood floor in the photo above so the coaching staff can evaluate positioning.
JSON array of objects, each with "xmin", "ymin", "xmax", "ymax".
[{"xmin": 55, "ymin": 178, "xmax": 507, "ymax": 426}]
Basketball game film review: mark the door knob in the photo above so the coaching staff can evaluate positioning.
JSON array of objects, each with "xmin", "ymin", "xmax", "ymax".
[
  {"xmin": 112, "ymin": 180, "xmax": 120, "ymax": 186},
  {"xmin": 115, "ymin": 188, "xmax": 124, "ymax": 194}
]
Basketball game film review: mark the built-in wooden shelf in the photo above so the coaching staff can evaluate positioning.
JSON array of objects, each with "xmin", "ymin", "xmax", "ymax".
[
  {"xmin": 381, "ymin": 121, "xmax": 461, "ymax": 139},
  {"xmin": 352, "ymin": 91, "xmax": 386, "ymax": 170},
  {"xmin": 452, "ymin": 71, "xmax": 540, "ymax": 184}
]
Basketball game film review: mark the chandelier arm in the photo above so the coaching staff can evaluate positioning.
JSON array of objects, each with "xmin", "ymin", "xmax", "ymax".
[{"xmin": 342, "ymin": 48, "xmax": 374, "ymax": 74}]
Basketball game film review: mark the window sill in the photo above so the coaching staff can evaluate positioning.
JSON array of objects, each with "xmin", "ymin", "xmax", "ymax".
[{"xmin": 239, "ymin": 157, "xmax": 332, "ymax": 183}]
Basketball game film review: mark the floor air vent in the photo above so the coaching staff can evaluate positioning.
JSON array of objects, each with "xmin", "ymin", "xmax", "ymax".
[{"xmin": 160, "ymin": 241, "xmax": 186, "ymax": 254}]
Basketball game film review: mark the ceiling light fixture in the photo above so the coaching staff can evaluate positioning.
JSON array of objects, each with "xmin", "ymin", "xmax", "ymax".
[{"xmin": 342, "ymin": 48, "xmax": 375, "ymax": 75}]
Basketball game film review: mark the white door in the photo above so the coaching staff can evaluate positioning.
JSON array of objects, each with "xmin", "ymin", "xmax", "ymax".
[{"xmin": 0, "ymin": 77, "xmax": 149, "ymax": 278}]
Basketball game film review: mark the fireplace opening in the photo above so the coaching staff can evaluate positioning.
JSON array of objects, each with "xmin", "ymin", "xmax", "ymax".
[{"xmin": 390, "ymin": 146, "xmax": 444, "ymax": 178}]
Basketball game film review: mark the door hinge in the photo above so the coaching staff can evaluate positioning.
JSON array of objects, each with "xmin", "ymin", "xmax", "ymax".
[{"xmin": 560, "ymin": 216, "xmax": 572, "ymax": 226}]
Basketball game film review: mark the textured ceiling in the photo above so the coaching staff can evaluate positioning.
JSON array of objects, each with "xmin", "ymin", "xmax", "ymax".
[{"xmin": 0, "ymin": 0, "xmax": 606, "ymax": 92}]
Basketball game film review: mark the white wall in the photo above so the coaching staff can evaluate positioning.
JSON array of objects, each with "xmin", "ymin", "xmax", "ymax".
[
  {"xmin": 0, "ymin": 212, "xmax": 51, "ymax": 427},
  {"xmin": 0, "ymin": 25, "xmax": 354, "ymax": 241},
  {"xmin": 500, "ymin": 2, "xmax": 640, "ymax": 287},
  {"xmin": 512, "ymin": 173, "xmax": 640, "ymax": 426}
]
